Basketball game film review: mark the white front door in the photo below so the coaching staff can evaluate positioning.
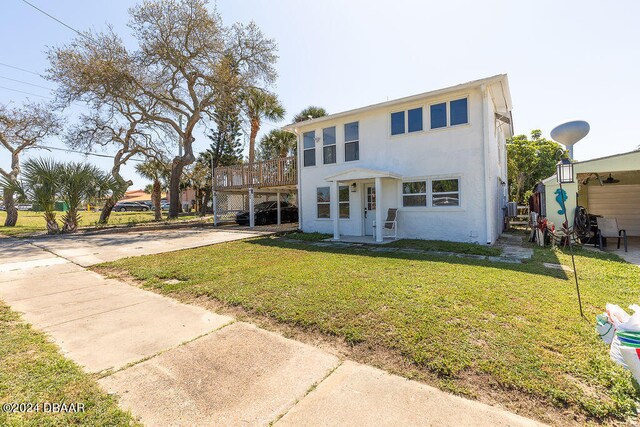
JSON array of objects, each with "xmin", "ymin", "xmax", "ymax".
[{"xmin": 364, "ymin": 184, "xmax": 376, "ymax": 236}]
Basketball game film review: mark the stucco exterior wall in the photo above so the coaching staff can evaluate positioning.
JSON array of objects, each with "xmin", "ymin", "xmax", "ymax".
[{"xmin": 293, "ymin": 81, "xmax": 510, "ymax": 244}]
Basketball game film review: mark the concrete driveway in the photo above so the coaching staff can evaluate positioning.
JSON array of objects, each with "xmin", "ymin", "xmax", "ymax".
[
  {"xmin": 585, "ymin": 236, "xmax": 640, "ymax": 266},
  {"xmin": 25, "ymin": 227, "xmax": 271, "ymax": 266}
]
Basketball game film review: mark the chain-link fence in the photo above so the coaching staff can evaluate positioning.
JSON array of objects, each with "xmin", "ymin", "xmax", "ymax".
[{"xmin": 213, "ymin": 191, "xmax": 297, "ymax": 224}]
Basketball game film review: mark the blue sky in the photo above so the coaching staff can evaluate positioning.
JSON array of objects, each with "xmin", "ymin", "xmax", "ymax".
[{"xmin": 1, "ymin": 0, "xmax": 639, "ymax": 190}]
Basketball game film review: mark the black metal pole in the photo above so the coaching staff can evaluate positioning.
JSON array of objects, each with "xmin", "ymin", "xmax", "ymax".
[{"xmin": 557, "ymin": 174, "xmax": 584, "ymax": 319}]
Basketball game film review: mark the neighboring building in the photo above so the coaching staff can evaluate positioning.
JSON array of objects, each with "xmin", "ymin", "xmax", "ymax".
[
  {"xmin": 282, "ymin": 74, "xmax": 513, "ymax": 244},
  {"xmin": 121, "ymin": 189, "xmax": 166, "ymax": 203},
  {"xmin": 542, "ymin": 150, "xmax": 640, "ymax": 236},
  {"xmin": 121, "ymin": 189, "xmax": 149, "ymax": 201}
]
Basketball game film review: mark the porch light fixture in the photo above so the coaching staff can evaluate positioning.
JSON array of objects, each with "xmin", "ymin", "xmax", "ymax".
[
  {"xmin": 556, "ymin": 158, "xmax": 574, "ymax": 184},
  {"xmin": 350, "ymin": 183, "xmax": 357, "ymax": 192}
]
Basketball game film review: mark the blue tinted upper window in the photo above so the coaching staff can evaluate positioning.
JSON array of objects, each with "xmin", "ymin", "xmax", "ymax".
[
  {"xmin": 344, "ymin": 122, "xmax": 359, "ymax": 141},
  {"xmin": 303, "ymin": 131, "xmax": 316, "ymax": 167},
  {"xmin": 323, "ymin": 127, "xmax": 336, "ymax": 145},
  {"xmin": 407, "ymin": 107, "xmax": 423, "ymax": 133},
  {"xmin": 450, "ymin": 98, "xmax": 468, "ymax": 126},
  {"xmin": 430, "ymin": 103, "xmax": 447, "ymax": 129},
  {"xmin": 303, "ymin": 131, "xmax": 315, "ymax": 149},
  {"xmin": 391, "ymin": 111, "xmax": 405, "ymax": 135}
]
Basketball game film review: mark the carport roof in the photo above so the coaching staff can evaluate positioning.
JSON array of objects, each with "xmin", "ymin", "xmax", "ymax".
[{"xmin": 542, "ymin": 150, "xmax": 640, "ymax": 184}]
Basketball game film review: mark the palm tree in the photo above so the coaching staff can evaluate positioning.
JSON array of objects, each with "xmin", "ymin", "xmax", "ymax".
[
  {"xmin": 257, "ymin": 129, "xmax": 297, "ymax": 160},
  {"xmin": 136, "ymin": 159, "xmax": 169, "ymax": 221},
  {"xmin": 242, "ymin": 88, "xmax": 285, "ymax": 164},
  {"xmin": 58, "ymin": 162, "xmax": 105, "ymax": 233},
  {"xmin": 293, "ymin": 106, "xmax": 327, "ymax": 123},
  {"xmin": 0, "ymin": 158, "xmax": 61, "ymax": 234}
]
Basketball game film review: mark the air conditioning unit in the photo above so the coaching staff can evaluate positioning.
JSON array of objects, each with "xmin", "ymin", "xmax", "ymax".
[{"xmin": 507, "ymin": 201, "xmax": 518, "ymax": 218}]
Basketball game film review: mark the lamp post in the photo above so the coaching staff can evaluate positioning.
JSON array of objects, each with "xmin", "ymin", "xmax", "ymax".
[
  {"xmin": 556, "ymin": 155, "xmax": 583, "ymax": 318},
  {"xmin": 551, "ymin": 120, "xmax": 589, "ymax": 319}
]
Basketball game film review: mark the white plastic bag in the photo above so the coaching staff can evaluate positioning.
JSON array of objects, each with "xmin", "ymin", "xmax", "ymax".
[
  {"xmin": 620, "ymin": 346, "xmax": 640, "ymax": 383},
  {"xmin": 610, "ymin": 335, "xmax": 629, "ymax": 369},
  {"xmin": 606, "ymin": 304, "xmax": 630, "ymax": 328},
  {"xmin": 614, "ymin": 304, "xmax": 640, "ymax": 332},
  {"xmin": 596, "ymin": 313, "xmax": 615, "ymax": 345}
]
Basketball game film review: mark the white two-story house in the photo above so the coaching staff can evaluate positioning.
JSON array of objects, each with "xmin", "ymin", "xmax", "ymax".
[{"xmin": 282, "ymin": 74, "xmax": 513, "ymax": 245}]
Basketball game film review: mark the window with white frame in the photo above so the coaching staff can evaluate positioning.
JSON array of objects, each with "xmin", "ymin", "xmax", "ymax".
[
  {"xmin": 402, "ymin": 181, "xmax": 427, "ymax": 207},
  {"xmin": 430, "ymin": 103, "xmax": 447, "ymax": 129},
  {"xmin": 317, "ymin": 186, "xmax": 349, "ymax": 218},
  {"xmin": 402, "ymin": 178, "xmax": 460, "ymax": 207},
  {"xmin": 317, "ymin": 187, "xmax": 330, "ymax": 218},
  {"xmin": 407, "ymin": 107, "xmax": 423, "ymax": 132},
  {"xmin": 391, "ymin": 107, "xmax": 423, "ymax": 135},
  {"xmin": 303, "ymin": 131, "xmax": 316, "ymax": 167},
  {"xmin": 339, "ymin": 185, "xmax": 350, "ymax": 218},
  {"xmin": 432, "ymin": 179, "xmax": 459, "ymax": 206},
  {"xmin": 450, "ymin": 98, "xmax": 468, "ymax": 126},
  {"xmin": 391, "ymin": 111, "xmax": 405, "ymax": 135},
  {"xmin": 323, "ymin": 126, "xmax": 336, "ymax": 164},
  {"xmin": 344, "ymin": 121, "xmax": 359, "ymax": 162},
  {"xmin": 430, "ymin": 98, "xmax": 468, "ymax": 129}
]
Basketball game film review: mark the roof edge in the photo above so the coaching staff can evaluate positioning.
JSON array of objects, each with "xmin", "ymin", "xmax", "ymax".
[{"xmin": 283, "ymin": 74, "xmax": 509, "ymax": 131}]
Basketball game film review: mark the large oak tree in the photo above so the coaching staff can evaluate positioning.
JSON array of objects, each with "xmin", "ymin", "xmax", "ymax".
[
  {"xmin": 0, "ymin": 102, "xmax": 61, "ymax": 226},
  {"xmin": 48, "ymin": 0, "xmax": 277, "ymax": 218}
]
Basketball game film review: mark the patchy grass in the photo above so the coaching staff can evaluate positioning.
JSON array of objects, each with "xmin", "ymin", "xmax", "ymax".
[
  {"xmin": 0, "ymin": 301, "xmax": 138, "ymax": 426},
  {"xmin": 387, "ymin": 239, "xmax": 502, "ymax": 256},
  {"xmin": 284, "ymin": 233, "xmax": 502, "ymax": 256},
  {"xmin": 0, "ymin": 210, "xmax": 201, "ymax": 237},
  {"xmin": 284, "ymin": 232, "xmax": 331, "ymax": 241},
  {"xmin": 97, "ymin": 237, "xmax": 640, "ymax": 424}
]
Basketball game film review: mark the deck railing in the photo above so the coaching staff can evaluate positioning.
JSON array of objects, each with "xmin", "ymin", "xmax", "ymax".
[{"xmin": 213, "ymin": 156, "xmax": 297, "ymax": 190}]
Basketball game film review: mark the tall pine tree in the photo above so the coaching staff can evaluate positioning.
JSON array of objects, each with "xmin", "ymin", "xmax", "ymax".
[{"xmin": 195, "ymin": 55, "xmax": 244, "ymax": 214}]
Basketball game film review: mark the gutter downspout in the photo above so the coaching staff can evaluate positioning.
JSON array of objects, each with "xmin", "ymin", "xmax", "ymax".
[{"xmin": 481, "ymin": 84, "xmax": 493, "ymax": 245}]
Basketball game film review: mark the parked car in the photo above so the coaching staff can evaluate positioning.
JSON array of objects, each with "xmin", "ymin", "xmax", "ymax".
[
  {"xmin": 16, "ymin": 203, "xmax": 33, "ymax": 211},
  {"xmin": 235, "ymin": 201, "xmax": 298, "ymax": 226},
  {"xmin": 151, "ymin": 201, "xmax": 170, "ymax": 211},
  {"xmin": 113, "ymin": 201, "xmax": 150, "ymax": 212}
]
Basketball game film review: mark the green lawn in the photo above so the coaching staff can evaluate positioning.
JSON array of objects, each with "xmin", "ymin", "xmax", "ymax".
[
  {"xmin": 97, "ymin": 237, "xmax": 640, "ymax": 424},
  {"xmin": 0, "ymin": 210, "xmax": 202, "ymax": 237},
  {"xmin": 0, "ymin": 301, "xmax": 138, "ymax": 426},
  {"xmin": 284, "ymin": 232, "xmax": 332, "ymax": 241},
  {"xmin": 284, "ymin": 232, "xmax": 502, "ymax": 256},
  {"xmin": 386, "ymin": 238, "xmax": 502, "ymax": 256}
]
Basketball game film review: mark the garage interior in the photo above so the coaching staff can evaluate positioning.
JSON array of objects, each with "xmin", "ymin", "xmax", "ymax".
[{"xmin": 577, "ymin": 168, "xmax": 640, "ymax": 262}]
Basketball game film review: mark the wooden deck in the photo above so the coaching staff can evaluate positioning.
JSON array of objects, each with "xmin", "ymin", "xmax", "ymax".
[{"xmin": 213, "ymin": 157, "xmax": 297, "ymax": 190}]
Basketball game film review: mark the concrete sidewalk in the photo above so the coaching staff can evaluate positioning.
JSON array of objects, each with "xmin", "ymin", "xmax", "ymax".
[{"xmin": 0, "ymin": 234, "xmax": 545, "ymax": 426}]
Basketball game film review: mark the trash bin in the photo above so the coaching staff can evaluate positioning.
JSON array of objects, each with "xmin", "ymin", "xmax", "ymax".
[{"xmin": 55, "ymin": 201, "xmax": 69, "ymax": 212}]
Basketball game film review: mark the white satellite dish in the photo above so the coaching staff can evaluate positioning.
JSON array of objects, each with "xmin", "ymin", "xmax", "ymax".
[{"xmin": 550, "ymin": 120, "xmax": 590, "ymax": 159}]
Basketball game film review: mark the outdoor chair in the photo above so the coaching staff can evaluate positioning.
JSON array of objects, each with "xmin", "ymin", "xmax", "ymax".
[
  {"xmin": 383, "ymin": 208, "xmax": 398, "ymax": 239},
  {"xmin": 597, "ymin": 217, "xmax": 628, "ymax": 252}
]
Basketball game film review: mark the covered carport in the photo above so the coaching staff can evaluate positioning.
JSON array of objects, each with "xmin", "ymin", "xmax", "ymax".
[
  {"xmin": 543, "ymin": 150, "xmax": 640, "ymax": 256},
  {"xmin": 212, "ymin": 157, "xmax": 298, "ymax": 228}
]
